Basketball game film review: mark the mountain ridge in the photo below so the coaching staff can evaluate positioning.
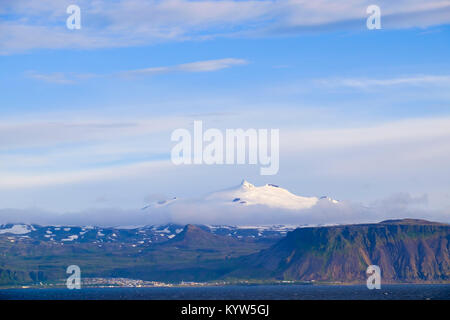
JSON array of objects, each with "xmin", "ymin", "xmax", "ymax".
[{"xmin": 228, "ymin": 219, "xmax": 450, "ymax": 283}]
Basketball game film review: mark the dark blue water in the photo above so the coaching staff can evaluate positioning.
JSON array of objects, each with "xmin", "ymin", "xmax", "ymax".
[{"xmin": 0, "ymin": 284, "xmax": 449, "ymax": 300}]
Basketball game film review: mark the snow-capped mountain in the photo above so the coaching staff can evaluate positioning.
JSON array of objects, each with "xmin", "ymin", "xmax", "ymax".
[
  {"xmin": 137, "ymin": 179, "xmax": 348, "ymax": 226},
  {"xmin": 206, "ymin": 180, "xmax": 339, "ymax": 210},
  {"xmin": 143, "ymin": 179, "xmax": 340, "ymax": 211}
]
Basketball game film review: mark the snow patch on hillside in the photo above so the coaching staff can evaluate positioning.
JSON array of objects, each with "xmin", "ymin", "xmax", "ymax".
[{"xmin": 0, "ymin": 224, "xmax": 33, "ymax": 235}]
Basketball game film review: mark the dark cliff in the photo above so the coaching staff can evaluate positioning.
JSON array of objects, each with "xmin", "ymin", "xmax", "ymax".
[{"xmin": 229, "ymin": 219, "xmax": 450, "ymax": 283}]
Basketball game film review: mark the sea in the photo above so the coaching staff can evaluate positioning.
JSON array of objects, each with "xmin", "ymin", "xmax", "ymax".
[{"xmin": 0, "ymin": 284, "xmax": 449, "ymax": 300}]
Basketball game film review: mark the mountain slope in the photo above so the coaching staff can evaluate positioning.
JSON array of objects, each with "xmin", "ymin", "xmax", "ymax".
[
  {"xmin": 228, "ymin": 219, "xmax": 450, "ymax": 283},
  {"xmin": 162, "ymin": 224, "xmax": 243, "ymax": 248},
  {"xmin": 0, "ymin": 224, "xmax": 272, "ymax": 285}
]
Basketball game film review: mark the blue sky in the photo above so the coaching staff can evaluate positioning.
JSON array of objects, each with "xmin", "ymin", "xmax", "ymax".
[{"xmin": 1, "ymin": 0, "xmax": 450, "ymax": 223}]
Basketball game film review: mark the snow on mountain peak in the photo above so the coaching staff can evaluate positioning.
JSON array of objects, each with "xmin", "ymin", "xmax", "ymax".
[
  {"xmin": 240, "ymin": 179, "xmax": 254, "ymax": 189},
  {"xmin": 206, "ymin": 180, "xmax": 331, "ymax": 210}
]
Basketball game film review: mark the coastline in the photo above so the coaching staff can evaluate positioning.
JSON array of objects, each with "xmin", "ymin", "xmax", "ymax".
[{"xmin": 1, "ymin": 279, "xmax": 449, "ymax": 290}]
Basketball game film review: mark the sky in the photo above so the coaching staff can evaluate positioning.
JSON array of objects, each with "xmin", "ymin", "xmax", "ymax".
[{"xmin": 1, "ymin": 0, "xmax": 450, "ymax": 225}]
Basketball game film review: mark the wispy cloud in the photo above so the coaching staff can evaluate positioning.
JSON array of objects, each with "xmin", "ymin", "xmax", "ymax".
[
  {"xmin": 25, "ymin": 71, "xmax": 97, "ymax": 84},
  {"xmin": 315, "ymin": 75, "xmax": 450, "ymax": 88},
  {"xmin": 26, "ymin": 58, "xmax": 248, "ymax": 84},
  {"xmin": 282, "ymin": 116, "xmax": 450, "ymax": 152},
  {"xmin": 25, "ymin": 71, "xmax": 75, "ymax": 84},
  {"xmin": 2, "ymin": 0, "xmax": 450, "ymax": 54},
  {"xmin": 118, "ymin": 58, "xmax": 248, "ymax": 77},
  {"xmin": 0, "ymin": 160, "xmax": 172, "ymax": 189}
]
